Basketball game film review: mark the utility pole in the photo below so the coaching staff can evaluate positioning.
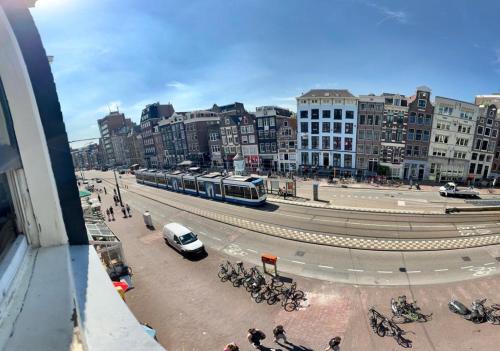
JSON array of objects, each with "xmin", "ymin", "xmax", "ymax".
[{"xmin": 113, "ymin": 168, "xmax": 123, "ymax": 207}]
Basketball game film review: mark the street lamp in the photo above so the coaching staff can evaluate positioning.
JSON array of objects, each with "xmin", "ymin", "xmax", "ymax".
[{"xmin": 113, "ymin": 168, "xmax": 124, "ymax": 207}]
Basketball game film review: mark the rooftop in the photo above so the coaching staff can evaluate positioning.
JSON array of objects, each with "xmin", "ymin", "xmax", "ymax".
[{"xmin": 298, "ymin": 89, "xmax": 354, "ymax": 99}]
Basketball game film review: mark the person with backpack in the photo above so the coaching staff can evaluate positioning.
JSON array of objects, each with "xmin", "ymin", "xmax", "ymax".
[
  {"xmin": 324, "ymin": 336, "xmax": 341, "ymax": 351},
  {"xmin": 247, "ymin": 328, "xmax": 266, "ymax": 349},
  {"xmin": 223, "ymin": 343, "xmax": 239, "ymax": 351},
  {"xmin": 273, "ymin": 325, "xmax": 287, "ymax": 344}
]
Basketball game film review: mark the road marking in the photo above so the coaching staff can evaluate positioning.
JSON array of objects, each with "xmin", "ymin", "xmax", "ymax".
[
  {"xmin": 291, "ymin": 260, "xmax": 306, "ymax": 265},
  {"xmin": 199, "ymin": 231, "xmax": 207, "ymax": 235},
  {"xmin": 347, "ymin": 268, "xmax": 364, "ymax": 272},
  {"xmin": 318, "ymin": 265, "xmax": 334, "ymax": 269},
  {"xmin": 407, "ymin": 270, "xmax": 421, "ymax": 274},
  {"xmin": 434, "ymin": 268, "xmax": 449, "ymax": 272},
  {"xmin": 211, "ymin": 237, "xmax": 222, "ymax": 241},
  {"xmin": 377, "ymin": 270, "xmax": 393, "ymax": 274},
  {"xmin": 246, "ymin": 248, "xmax": 258, "ymax": 253},
  {"xmin": 484, "ymin": 262, "xmax": 495, "ymax": 266},
  {"xmin": 461, "ymin": 265, "xmax": 474, "ymax": 269},
  {"xmin": 277, "ymin": 213, "xmax": 311, "ymax": 220}
]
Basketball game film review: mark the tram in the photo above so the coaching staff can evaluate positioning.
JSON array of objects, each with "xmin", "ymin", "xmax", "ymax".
[{"xmin": 134, "ymin": 170, "xmax": 267, "ymax": 206}]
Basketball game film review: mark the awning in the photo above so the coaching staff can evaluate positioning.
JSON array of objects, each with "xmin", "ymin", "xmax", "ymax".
[
  {"xmin": 79, "ymin": 190, "xmax": 92, "ymax": 198},
  {"xmin": 177, "ymin": 160, "xmax": 193, "ymax": 166}
]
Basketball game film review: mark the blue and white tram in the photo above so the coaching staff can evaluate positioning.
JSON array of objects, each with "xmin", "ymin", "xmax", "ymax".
[{"xmin": 134, "ymin": 170, "xmax": 266, "ymax": 206}]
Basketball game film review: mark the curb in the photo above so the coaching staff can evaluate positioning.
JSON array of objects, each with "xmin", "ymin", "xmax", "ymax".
[{"xmin": 445, "ymin": 206, "xmax": 500, "ymax": 213}]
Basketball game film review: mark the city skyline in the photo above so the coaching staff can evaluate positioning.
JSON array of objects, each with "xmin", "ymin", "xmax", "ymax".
[{"xmin": 31, "ymin": 0, "xmax": 500, "ymax": 147}]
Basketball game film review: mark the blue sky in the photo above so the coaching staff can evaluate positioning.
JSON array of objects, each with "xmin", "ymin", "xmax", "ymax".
[{"xmin": 31, "ymin": 0, "xmax": 500, "ymax": 147}]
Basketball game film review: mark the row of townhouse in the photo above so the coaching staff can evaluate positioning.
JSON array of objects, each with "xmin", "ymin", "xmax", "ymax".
[{"xmin": 297, "ymin": 88, "xmax": 500, "ymax": 182}]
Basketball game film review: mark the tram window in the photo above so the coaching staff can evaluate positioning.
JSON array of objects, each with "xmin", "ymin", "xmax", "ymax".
[
  {"xmin": 198, "ymin": 181, "xmax": 206, "ymax": 192},
  {"xmin": 183, "ymin": 179, "xmax": 196, "ymax": 190},
  {"xmin": 251, "ymin": 188, "xmax": 258, "ymax": 199},
  {"xmin": 214, "ymin": 184, "xmax": 221, "ymax": 195},
  {"xmin": 244, "ymin": 187, "xmax": 251, "ymax": 199},
  {"xmin": 224, "ymin": 185, "xmax": 245, "ymax": 198},
  {"xmin": 158, "ymin": 176, "xmax": 166, "ymax": 184}
]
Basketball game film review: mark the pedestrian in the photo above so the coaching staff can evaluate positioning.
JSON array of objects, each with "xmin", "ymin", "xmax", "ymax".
[
  {"xmin": 104, "ymin": 187, "xmax": 107, "ymax": 195},
  {"xmin": 282, "ymin": 186, "xmax": 287, "ymax": 200},
  {"xmin": 324, "ymin": 336, "xmax": 341, "ymax": 351},
  {"xmin": 121, "ymin": 206, "xmax": 127, "ymax": 218},
  {"xmin": 109, "ymin": 206, "xmax": 115, "ymax": 221},
  {"xmin": 113, "ymin": 188, "xmax": 117, "ymax": 195},
  {"xmin": 247, "ymin": 328, "xmax": 266, "ymax": 349},
  {"xmin": 105, "ymin": 208, "xmax": 111, "ymax": 221},
  {"xmin": 273, "ymin": 325, "xmax": 287, "ymax": 344},
  {"xmin": 126, "ymin": 203, "xmax": 131, "ymax": 217},
  {"xmin": 223, "ymin": 343, "xmax": 239, "ymax": 351},
  {"xmin": 98, "ymin": 194, "xmax": 101, "ymax": 203}
]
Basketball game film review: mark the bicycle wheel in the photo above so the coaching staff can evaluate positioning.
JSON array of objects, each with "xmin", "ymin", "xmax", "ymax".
[
  {"xmin": 396, "ymin": 336, "xmax": 412, "ymax": 348},
  {"xmin": 271, "ymin": 277, "xmax": 284, "ymax": 288},
  {"xmin": 217, "ymin": 268, "xmax": 226, "ymax": 279},
  {"xmin": 267, "ymin": 294, "xmax": 279, "ymax": 305},
  {"xmin": 292, "ymin": 290, "xmax": 305, "ymax": 300},
  {"xmin": 254, "ymin": 293, "xmax": 264, "ymax": 303},
  {"xmin": 376, "ymin": 324, "xmax": 386, "ymax": 337},
  {"xmin": 284, "ymin": 301, "xmax": 298, "ymax": 312},
  {"xmin": 232, "ymin": 277, "xmax": 243, "ymax": 288},
  {"xmin": 220, "ymin": 272, "xmax": 230, "ymax": 282}
]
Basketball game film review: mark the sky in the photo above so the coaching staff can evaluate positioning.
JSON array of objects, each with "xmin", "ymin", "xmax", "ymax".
[{"xmin": 31, "ymin": 0, "xmax": 500, "ymax": 148}]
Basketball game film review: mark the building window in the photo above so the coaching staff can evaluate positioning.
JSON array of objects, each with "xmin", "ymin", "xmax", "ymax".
[
  {"xmin": 485, "ymin": 128, "xmax": 491, "ymax": 136},
  {"xmin": 359, "ymin": 115, "xmax": 365, "ymax": 125},
  {"xmin": 423, "ymin": 130, "xmax": 430, "ymax": 141},
  {"xmin": 477, "ymin": 126, "xmax": 483, "ymax": 134},
  {"xmin": 415, "ymin": 130, "xmax": 422, "ymax": 141},
  {"xmin": 301, "ymin": 152, "xmax": 309, "ymax": 165},
  {"xmin": 425, "ymin": 114, "xmax": 432, "ymax": 125},
  {"xmin": 301, "ymin": 138, "xmax": 309, "ymax": 149},
  {"xmin": 344, "ymin": 138, "xmax": 353, "ymax": 151},
  {"xmin": 311, "ymin": 136, "xmax": 319, "ymax": 149},
  {"xmin": 333, "ymin": 137, "xmax": 341, "ymax": 150},
  {"xmin": 345, "ymin": 123, "xmax": 353, "ymax": 134},
  {"xmin": 375, "ymin": 115, "xmax": 380, "ymax": 125},
  {"xmin": 346, "ymin": 111, "xmax": 354, "ymax": 119},
  {"xmin": 322, "ymin": 136, "xmax": 330, "ymax": 149},
  {"xmin": 365, "ymin": 130, "xmax": 373, "ymax": 140},
  {"xmin": 333, "ymin": 122, "xmax": 342, "ymax": 133},
  {"xmin": 435, "ymin": 134, "xmax": 449, "ymax": 143},
  {"xmin": 300, "ymin": 122, "xmax": 308, "ymax": 133},
  {"xmin": 334, "ymin": 109, "xmax": 342, "ymax": 120},
  {"xmin": 311, "ymin": 122, "xmax": 319, "ymax": 134},
  {"xmin": 300, "ymin": 110, "xmax": 308, "ymax": 119},
  {"xmin": 322, "ymin": 122, "xmax": 330, "ymax": 133},
  {"xmin": 322, "ymin": 110, "xmax": 331, "ymax": 118},
  {"xmin": 311, "ymin": 109, "xmax": 319, "ymax": 119},
  {"xmin": 409, "ymin": 112, "xmax": 416, "ymax": 124},
  {"xmin": 418, "ymin": 99, "xmax": 427, "ymax": 108},
  {"xmin": 358, "ymin": 130, "xmax": 364, "ymax": 140}
]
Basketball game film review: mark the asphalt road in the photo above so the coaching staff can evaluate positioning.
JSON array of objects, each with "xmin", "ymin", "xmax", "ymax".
[{"xmin": 83, "ymin": 171, "xmax": 500, "ymax": 286}]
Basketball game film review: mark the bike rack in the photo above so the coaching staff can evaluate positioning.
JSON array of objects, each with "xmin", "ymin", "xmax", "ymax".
[{"xmin": 261, "ymin": 253, "xmax": 278, "ymax": 276}]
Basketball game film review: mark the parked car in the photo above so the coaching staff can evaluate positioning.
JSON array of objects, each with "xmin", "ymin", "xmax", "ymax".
[
  {"xmin": 439, "ymin": 182, "xmax": 479, "ymax": 198},
  {"xmin": 162, "ymin": 223, "xmax": 205, "ymax": 255}
]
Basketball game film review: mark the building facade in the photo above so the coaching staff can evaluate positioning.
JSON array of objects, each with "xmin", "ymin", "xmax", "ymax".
[
  {"xmin": 70, "ymin": 143, "xmax": 101, "ymax": 170},
  {"xmin": 207, "ymin": 119, "xmax": 223, "ymax": 168},
  {"xmin": 379, "ymin": 93, "xmax": 408, "ymax": 178},
  {"xmin": 428, "ymin": 97, "xmax": 478, "ymax": 182},
  {"xmin": 184, "ymin": 110, "xmax": 220, "ymax": 167},
  {"xmin": 126, "ymin": 125, "xmax": 145, "ymax": 167},
  {"xmin": 476, "ymin": 94, "xmax": 500, "ymax": 179},
  {"xmin": 159, "ymin": 113, "xmax": 188, "ymax": 168},
  {"xmin": 469, "ymin": 104, "xmax": 499, "ymax": 181},
  {"xmin": 296, "ymin": 89, "xmax": 358, "ymax": 176},
  {"xmin": 403, "ymin": 86, "xmax": 434, "ymax": 180},
  {"xmin": 277, "ymin": 117, "xmax": 297, "ymax": 173},
  {"xmin": 356, "ymin": 95, "xmax": 384, "ymax": 176},
  {"xmin": 255, "ymin": 106, "xmax": 294, "ymax": 171},
  {"xmin": 140, "ymin": 102, "xmax": 175, "ymax": 168},
  {"xmin": 97, "ymin": 111, "xmax": 133, "ymax": 167}
]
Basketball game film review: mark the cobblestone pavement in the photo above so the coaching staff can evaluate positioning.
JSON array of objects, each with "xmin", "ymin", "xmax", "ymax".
[{"xmin": 94, "ymin": 188, "xmax": 500, "ymax": 351}]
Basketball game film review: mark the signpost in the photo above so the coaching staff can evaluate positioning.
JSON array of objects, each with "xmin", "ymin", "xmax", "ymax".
[{"xmin": 261, "ymin": 253, "xmax": 278, "ymax": 276}]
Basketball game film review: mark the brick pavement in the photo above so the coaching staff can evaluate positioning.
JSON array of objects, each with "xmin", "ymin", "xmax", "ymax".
[{"xmin": 92, "ymin": 185, "xmax": 500, "ymax": 351}]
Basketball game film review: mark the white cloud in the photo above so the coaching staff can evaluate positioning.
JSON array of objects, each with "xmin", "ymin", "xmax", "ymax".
[
  {"xmin": 365, "ymin": 1, "xmax": 408, "ymax": 26},
  {"xmin": 166, "ymin": 81, "xmax": 189, "ymax": 90}
]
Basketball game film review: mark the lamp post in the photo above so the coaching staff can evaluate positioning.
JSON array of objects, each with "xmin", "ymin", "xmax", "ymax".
[{"xmin": 113, "ymin": 168, "xmax": 123, "ymax": 207}]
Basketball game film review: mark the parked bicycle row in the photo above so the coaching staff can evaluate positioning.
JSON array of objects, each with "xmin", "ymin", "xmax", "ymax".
[
  {"xmin": 217, "ymin": 260, "xmax": 306, "ymax": 312},
  {"xmin": 370, "ymin": 295, "xmax": 500, "ymax": 348}
]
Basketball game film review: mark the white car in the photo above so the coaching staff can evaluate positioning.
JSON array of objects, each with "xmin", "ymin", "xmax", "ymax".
[{"xmin": 162, "ymin": 223, "xmax": 205, "ymax": 255}]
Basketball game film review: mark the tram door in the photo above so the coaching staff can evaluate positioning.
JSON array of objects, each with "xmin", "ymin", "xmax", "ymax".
[
  {"xmin": 173, "ymin": 178, "xmax": 179, "ymax": 191},
  {"xmin": 206, "ymin": 182, "xmax": 215, "ymax": 199}
]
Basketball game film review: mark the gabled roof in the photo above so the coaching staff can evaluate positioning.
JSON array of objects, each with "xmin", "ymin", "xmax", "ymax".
[{"xmin": 298, "ymin": 89, "xmax": 354, "ymax": 98}]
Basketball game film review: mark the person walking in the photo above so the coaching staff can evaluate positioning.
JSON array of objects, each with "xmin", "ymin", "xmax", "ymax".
[
  {"xmin": 273, "ymin": 325, "xmax": 287, "ymax": 344},
  {"xmin": 113, "ymin": 195, "xmax": 119, "ymax": 206},
  {"xmin": 247, "ymin": 328, "xmax": 266, "ymax": 349},
  {"xmin": 109, "ymin": 206, "xmax": 115, "ymax": 221},
  {"xmin": 105, "ymin": 208, "xmax": 111, "ymax": 221},
  {"xmin": 113, "ymin": 188, "xmax": 117, "ymax": 195},
  {"xmin": 126, "ymin": 204, "xmax": 131, "ymax": 217},
  {"xmin": 324, "ymin": 336, "xmax": 341, "ymax": 351},
  {"xmin": 104, "ymin": 187, "xmax": 107, "ymax": 195},
  {"xmin": 121, "ymin": 206, "xmax": 127, "ymax": 218},
  {"xmin": 98, "ymin": 194, "xmax": 101, "ymax": 203}
]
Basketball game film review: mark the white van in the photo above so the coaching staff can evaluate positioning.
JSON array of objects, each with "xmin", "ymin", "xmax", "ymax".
[{"xmin": 162, "ymin": 223, "xmax": 205, "ymax": 255}]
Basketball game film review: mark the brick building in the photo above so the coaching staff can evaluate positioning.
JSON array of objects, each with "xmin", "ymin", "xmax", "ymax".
[{"xmin": 356, "ymin": 95, "xmax": 384, "ymax": 176}]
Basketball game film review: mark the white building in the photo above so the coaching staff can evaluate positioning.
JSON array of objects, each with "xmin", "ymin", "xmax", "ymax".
[
  {"xmin": 296, "ymin": 89, "xmax": 358, "ymax": 176},
  {"xmin": 427, "ymin": 97, "xmax": 478, "ymax": 182}
]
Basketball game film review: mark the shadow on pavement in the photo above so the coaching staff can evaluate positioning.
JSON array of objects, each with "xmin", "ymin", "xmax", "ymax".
[
  {"xmin": 267, "ymin": 341, "xmax": 314, "ymax": 351},
  {"xmin": 183, "ymin": 251, "xmax": 208, "ymax": 262}
]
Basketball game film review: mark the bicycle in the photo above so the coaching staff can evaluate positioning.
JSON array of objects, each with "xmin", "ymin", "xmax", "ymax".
[
  {"xmin": 232, "ymin": 261, "xmax": 251, "ymax": 287},
  {"xmin": 217, "ymin": 261, "xmax": 236, "ymax": 282},
  {"xmin": 368, "ymin": 307, "xmax": 412, "ymax": 348},
  {"xmin": 391, "ymin": 296, "xmax": 432, "ymax": 323}
]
